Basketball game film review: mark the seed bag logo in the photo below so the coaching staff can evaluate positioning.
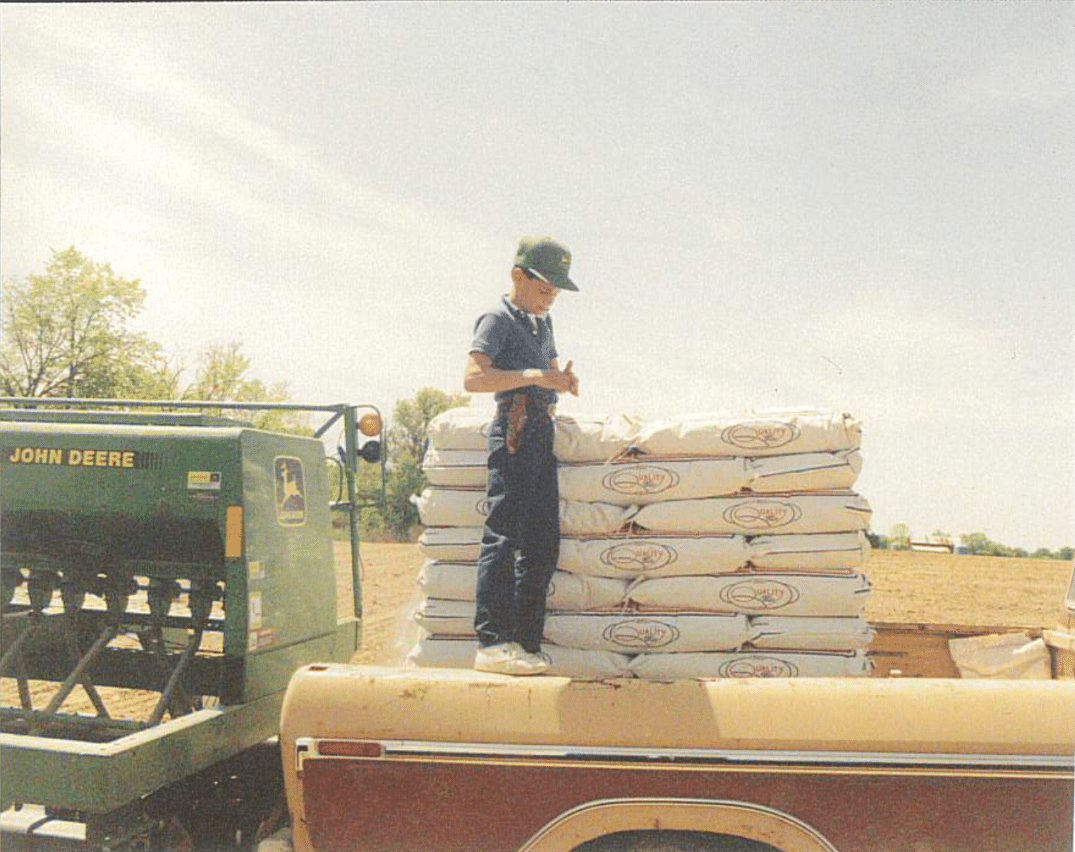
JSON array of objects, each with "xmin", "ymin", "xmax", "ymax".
[
  {"xmin": 721, "ymin": 421, "xmax": 800, "ymax": 451},
  {"xmin": 602, "ymin": 618, "xmax": 680, "ymax": 649},
  {"xmin": 719, "ymin": 657, "xmax": 799, "ymax": 678},
  {"xmin": 723, "ymin": 499, "xmax": 803, "ymax": 530},
  {"xmin": 600, "ymin": 541, "xmax": 678, "ymax": 574},
  {"xmin": 720, "ymin": 578, "xmax": 800, "ymax": 611},
  {"xmin": 602, "ymin": 465, "xmax": 680, "ymax": 497}
]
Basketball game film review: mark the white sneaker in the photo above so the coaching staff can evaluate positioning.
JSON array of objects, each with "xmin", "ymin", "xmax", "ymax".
[
  {"xmin": 514, "ymin": 649, "xmax": 550, "ymax": 675},
  {"xmin": 474, "ymin": 642, "xmax": 520, "ymax": 673},
  {"xmin": 474, "ymin": 642, "xmax": 549, "ymax": 676}
]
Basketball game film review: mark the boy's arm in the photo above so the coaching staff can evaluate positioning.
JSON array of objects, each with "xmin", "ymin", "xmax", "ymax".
[{"xmin": 465, "ymin": 352, "xmax": 578, "ymax": 396}]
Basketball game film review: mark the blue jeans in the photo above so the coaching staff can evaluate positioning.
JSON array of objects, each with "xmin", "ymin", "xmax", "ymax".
[{"xmin": 474, "ymin": 398, "xmax": 559, "ymax": 653}]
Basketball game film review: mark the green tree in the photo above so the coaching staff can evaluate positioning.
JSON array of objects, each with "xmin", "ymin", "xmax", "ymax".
[
  {"xmin": 960, "ymin": 531, "xmax": 991, "ymax": 555},
  {"xmin": 389, "ymin": 387, "xmax": 471, "ymax": 462},
  {"xmin": 2, "ymin": 248, "xmax": 298, "ymax": 431},
  {"xmin": 378, "ymin": 387, "xmax": 470, "ymax": 540},
  {"xmin": 181, "ymin": 342, "xmax": 301, "ymax": 432},
  {"xmin": 889, "ymin": 523, "xmax": 911, "ymax": 551},
  {"xmin": 1, "ymin": 247, "xmax": 171, "ymax": 398}
]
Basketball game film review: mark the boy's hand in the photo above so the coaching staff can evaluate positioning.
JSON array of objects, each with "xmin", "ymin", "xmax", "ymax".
[
  {"xmin": 544, "ymin": 361, "xmax": 579, "ymax": 396},
  {"xmin": 563, "ymin": 360, "xmax": 579, "ymax": 396}
]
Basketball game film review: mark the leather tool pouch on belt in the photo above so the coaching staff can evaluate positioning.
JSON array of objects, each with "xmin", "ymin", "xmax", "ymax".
[{"xmin": 506, "ymin": 393, "xmax": 529, "ymax": 455}]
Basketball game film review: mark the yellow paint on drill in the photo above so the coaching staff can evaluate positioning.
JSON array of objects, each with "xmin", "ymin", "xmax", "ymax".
[{"xmin": 225, "ymin": 505, "xmax": 243, "ymax": 558}]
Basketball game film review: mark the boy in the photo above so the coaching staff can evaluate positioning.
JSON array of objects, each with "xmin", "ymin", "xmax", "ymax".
[{"xmin": 463, "ymin": 237, "xmax": 580, "ymax": 675}]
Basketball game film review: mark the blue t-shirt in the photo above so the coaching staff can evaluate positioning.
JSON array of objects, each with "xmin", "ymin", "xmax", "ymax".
[{"xmin": 471, "ymin": 295, "xmax": 559, "ymax": 404}]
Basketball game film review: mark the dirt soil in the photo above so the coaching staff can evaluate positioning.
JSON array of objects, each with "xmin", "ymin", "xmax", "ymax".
[{"xmin": 4, "ymin": 545, "xmax": 1071, "ymax": 716}]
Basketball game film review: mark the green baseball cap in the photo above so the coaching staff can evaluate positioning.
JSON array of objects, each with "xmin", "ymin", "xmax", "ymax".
[{"xmin": 514, "ymin": 236, "xmax": 579, "ymax": 291}]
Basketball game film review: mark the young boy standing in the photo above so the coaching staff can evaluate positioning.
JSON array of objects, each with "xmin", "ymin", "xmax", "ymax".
[{"xmin": 463, "ymin": 237, "xmax": 580, "ymax": 675}]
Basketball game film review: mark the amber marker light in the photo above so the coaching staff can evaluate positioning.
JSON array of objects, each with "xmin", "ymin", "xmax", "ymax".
[{"xmin": 358, "ymin": 412, "xmax": 382, "ymax": 437}]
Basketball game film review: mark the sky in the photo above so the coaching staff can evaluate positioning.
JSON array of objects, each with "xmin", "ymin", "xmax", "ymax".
[{"xmin": 2, "ymin": 2, "xmax": 1072, "ymax": 551}]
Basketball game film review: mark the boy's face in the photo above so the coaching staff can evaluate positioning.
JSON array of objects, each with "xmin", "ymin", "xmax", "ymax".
[{"xmin": 513, "ymin": 267, "xmax": 560, "ymax": 315}]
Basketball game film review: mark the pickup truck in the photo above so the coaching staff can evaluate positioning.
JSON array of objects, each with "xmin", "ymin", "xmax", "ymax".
[{"xmin": 276, "ymin": 582, "xmax": 1074, "ymax": 852}]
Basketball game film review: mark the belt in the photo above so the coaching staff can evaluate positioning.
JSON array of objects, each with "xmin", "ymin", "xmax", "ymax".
[
  {"xmin": 501, "ymin": 391, "xmax": 555, "ymax": 454},
  {"xmin": 498, "ymin": 389, "xmax": 556, "ymax": 416}
]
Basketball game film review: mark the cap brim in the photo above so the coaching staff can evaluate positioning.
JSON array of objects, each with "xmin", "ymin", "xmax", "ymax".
[{"xmin": 525, "ymin": 266, "xmax": 578, "ymax": 292}]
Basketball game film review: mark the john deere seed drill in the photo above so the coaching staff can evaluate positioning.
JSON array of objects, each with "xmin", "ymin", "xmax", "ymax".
[{"xmin": 0, "ymin": 400, "xmax": 381, "ymax": 850}]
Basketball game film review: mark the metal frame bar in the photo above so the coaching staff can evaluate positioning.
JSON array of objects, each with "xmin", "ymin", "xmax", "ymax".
[{"xmin": 297, "ymin": 736, "xmax": 1075, "ymax": 772}]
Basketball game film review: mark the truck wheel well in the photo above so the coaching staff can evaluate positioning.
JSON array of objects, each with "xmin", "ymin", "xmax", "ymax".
[{"xmin": 573, "ymin": 829, "xmax": 782, "ymax": 852}]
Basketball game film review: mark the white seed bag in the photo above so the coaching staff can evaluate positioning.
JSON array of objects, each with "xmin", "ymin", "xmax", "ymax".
[
  {"xmin": 553, "ymin": 413, "xmax": 643, "ymax": 462},
  {"xmin": 543, "ymin": 611, "xmax": 756, "ymax": 654},
  {"xmin": 628, "ymin": 572, "xmax": 871, "ymax": 617},
  {"xmin": 422, "ymin": 448, "xmax": 488, "ymax": 487},
  {"xmin": 406, "ymin": 636, "xmax": 634, "ymax": 679},
  {"xmin": 749, "ymin": 616, "xmax": 875, "ymax": 650},
  {"xmin": 746, "ymin": 449, "xmax": 863, "ymax": 493},
  {"xmin": 418, "ymin": 527, "xmax": 485, "ymax": 562},
  {"xmin": 414, "ymin": 489, "xmax": 636, "ymax": 535},
  {"xmin": 426, "ymin": 406, "xmax": 496, "ymax": 450},
  {"xmin": 558, "ymin": 534, "xmax": 751, "ymax": 578},
  {"xmin": 558, "ymin": 457, "xmax": 750, "ymax": 505},
  {"xmin": 414, "ymin": 598, "xmax": 478, "ymax": 636},
  {"xmin": 412, "ymin": 487, "xmax": 491, "ymax": 528},
  {"xmin": 629, "ymin": 649, "xmax": 873, "ymax": 679},
  {"xmin": 418, "ymin": 562, "xmax": 628, "ymax": 610},
  {"xmin": 559, "ymin": 500, "xmax": 639, "ymax": 535},
  {"xmin": 425, "ymin": 408, "xmax": 643, "ymax": 462},
  {"xmin": 423, "ymin": 447, "xmax": 864, "ymax": 499},
  {"xmin": 634, "ymin": 410, "xmax": 862, "ymax": 458},
  {"xmin": 748, "ymin": 532, "xmax": 871, "ymax": 572},
  {"xmin": 633, "ymin": 492, "xmax": 872, "ymax": 535}
]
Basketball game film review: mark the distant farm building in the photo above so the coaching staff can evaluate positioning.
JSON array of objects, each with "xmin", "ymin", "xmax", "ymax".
[{"xmin": 910, "ymin": 537, "xmax": 955, "ymax": 554}]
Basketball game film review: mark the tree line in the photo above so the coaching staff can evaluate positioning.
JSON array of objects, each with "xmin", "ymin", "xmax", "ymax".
[
  {"xmin": 875, "ymin": 524, "xmax": 1072, "ymax": 561},
  {"xmin": 1, "ymin": 247, "xmax": 296, "ymax": 428}
]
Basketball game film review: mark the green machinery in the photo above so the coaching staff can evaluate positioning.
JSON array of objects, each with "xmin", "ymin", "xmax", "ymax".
[{"xmin": 0, "ymin": 399, "xmax": 382, "ymax": 850}]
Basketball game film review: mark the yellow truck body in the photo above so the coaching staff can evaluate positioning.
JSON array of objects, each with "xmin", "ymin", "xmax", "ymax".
[{"xmin": 279, "ymin": 665, "xmax": 1074, "ymax": 852}]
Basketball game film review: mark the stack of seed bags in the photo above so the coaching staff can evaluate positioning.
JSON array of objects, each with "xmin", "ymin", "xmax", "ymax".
[{"xmin": 408, "ymin": 407, "xmax": 875, "ymax": 679}]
